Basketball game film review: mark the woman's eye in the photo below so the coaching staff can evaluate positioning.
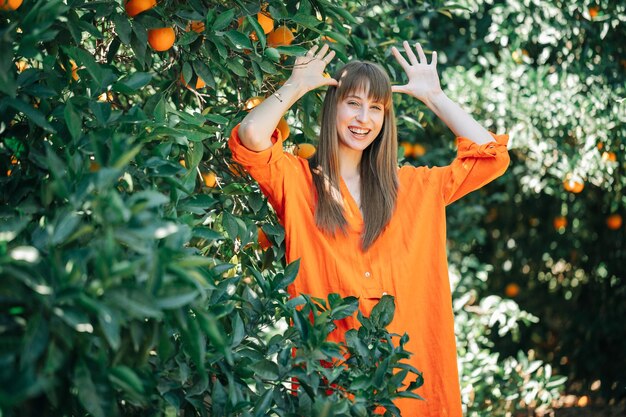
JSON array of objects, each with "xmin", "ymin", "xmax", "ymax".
[
  {"xmin": 372, "ymin": 106, "xmax": 382, "ymax": 111},
  {"xmin": 348, "ymin": 101, "xmax": 359, "ymax": 106}
]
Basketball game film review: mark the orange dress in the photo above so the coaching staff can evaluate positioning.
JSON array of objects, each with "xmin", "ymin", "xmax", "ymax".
[{"xmin": 228, "ymin": 124, "xmax": 510, "ymax": 417}]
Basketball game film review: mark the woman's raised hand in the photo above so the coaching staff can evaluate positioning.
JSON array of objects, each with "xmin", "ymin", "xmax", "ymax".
[
  {"xmin": 287, "ymin": 44, "xmax": 338, "ymax": 92},
  {"xmin": 391, "ymin": 41, "xmax": 442, "ymax": 101}
]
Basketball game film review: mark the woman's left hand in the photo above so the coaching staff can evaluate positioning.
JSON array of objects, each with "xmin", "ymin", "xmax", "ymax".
[{"xmin": 391, "ymin": 41, "xmax": 442, "ymax": 101}]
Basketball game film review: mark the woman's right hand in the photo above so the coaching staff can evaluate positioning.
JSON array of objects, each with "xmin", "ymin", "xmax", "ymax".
[{"xmin": 287, "ymin": 44, "xmax": 338, "ymax": 92}]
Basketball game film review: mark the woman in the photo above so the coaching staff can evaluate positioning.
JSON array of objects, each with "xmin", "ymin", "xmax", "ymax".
[{"xmin": 228, "ymin": 41, "xmax": 510, "ymax": 416}]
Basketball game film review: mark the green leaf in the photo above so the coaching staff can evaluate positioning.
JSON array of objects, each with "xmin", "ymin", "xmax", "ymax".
[
  {"xmin": 224, "ymin": 30, "xmax": 251, "ymax": 50},
  {"xmin": 203, "ymin": 113, "xmax": 229, "ymax": 124},
  {"xmin": 74, "ymin": 360, "xmax": 107, "ymax": 417},
  {"xmin": 370, "ymin": 295, "xmax": 395, "ymax": 328},
  {"xmin": 246, "ymin": 15, "xmax": 266, "ymax": 49},
  {"xmin": 249, "ymin": 359, "xmax": 279, "ymax": 380},
  {"xmin": 213, "ymin": 9, "xmax": 235, "ymax": 31},
  {"xmin": 52, "ymin": 213, "xmax": 81, "ymax": 245},
  {"xmin": 109, "ymin": 366, "xmax": 144, "ymax": 395},
  {"xmin": 193, "ymin": 60, "xmax": 216, "ymax": 89},
  {"xmin": 64, "ymin": 100, "xmax": 82, "ymax": 141},
  {"xmin": 113, "ymin": 72, "xmax": 152, "ymax": 93},
  {"xmin": 264, "ymin": 47, "xmax": 280, "ymax": 63},
  {"xmin": 156, "ymin": 290, "xmax": 200, "ymax": 309},
  {"xmin": 113, "ymin": 13, "xmax": 132, "ymax": 44},
  {"xmin": 4, "ymin": 97, "xmax": 55, "ymax": 132},
  {"xmin": 272, "ymin": 259, "xmax": 300, "ymax": 290}
]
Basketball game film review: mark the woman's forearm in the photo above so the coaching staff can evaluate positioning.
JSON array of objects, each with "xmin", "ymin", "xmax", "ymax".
[
  {"xmin": 238, "ymin": 78, "xmax": 308, "ymax": 151},
  {"xmin": 422, "ymin": 91, "xmax": 495, "ymax": 145}
]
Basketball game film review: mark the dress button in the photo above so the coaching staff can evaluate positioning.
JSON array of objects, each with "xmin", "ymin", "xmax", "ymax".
[{"xmin": 364, "ymin": 271, "xmax": 371, "ymax": 278}]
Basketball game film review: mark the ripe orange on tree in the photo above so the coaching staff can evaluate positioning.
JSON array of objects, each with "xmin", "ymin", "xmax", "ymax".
[
  {"xmin": 202, "ymin": 171, "xmax": 217, "ymax": 188},
  {"xmin": 244, "ymin": 95, "xmax": 264, "ymax": 111},
  {"xmin": 276, "ymin": 118, "xmax": 290, "ymax": 140},
  {"xmin": 89, "ymin": 161, "xmax": 101, "ymax": 173},
  {"xmin": 124, "ymin": 0, "xmax": 156, "ymax": 17},
  {"xmin": 60, "ymin": 59, "xmax": 79, "ymax": 81},
  {"xmin": 505, "ymin": 283, "xmax": 520, "ymax": 298},
  {"xmin": 267, "ymin": 25, "xmax": 295, "ymax": 47},
  {"xmin": 588, "ymin": 6, "xmax": 599, "ymax": 19},
  {"xmin": 294, "ymin": 143, "xmax": 316, "ymax": 159},
  {"xmin": 179, "ymin": 73, "xmax": 205, "ymax": 90},
  {"xmin": 186, "ymin": 21, "xmax": 205, "ymax": 33},
  {"xmin": 413, "ymin": 143, "xmax": 426, "ymax": 157},
  {"xmin": 601, "ymin": 151, "xmax": 616, "ymax": 162},
  {"xmin": 257, "ymin": 227, "xmax": 272, "ymax": 250},
  {"xmin": 553, "ymin": 216, "xmax": 568, "ymax": 231},
  {"xmin": 606, "ymin": 214, "xmax": 622, "ymax": 230},
  {"xmin": 400, "ymin": 141, "xmax": 413, "ymax": 158},
  {"xmin": 563, "ymin": 174, "xmax": 584, "ymax": 193},
  {"xmin": 0, "ymin": 0, "xmax": 23, "ymax": 11},
  {"xmin": 148, "ymin": 28, "xmax": 176, "ymax": 51},
  {"xmin": 15, "ymin": 60, "xmax": 28, "ymax": 72},
  {"xmin": 257, "ymin": 12, "xmax": 274, "ymax": 34}
]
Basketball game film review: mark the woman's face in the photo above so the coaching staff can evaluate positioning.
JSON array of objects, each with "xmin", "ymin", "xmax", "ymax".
[{"xmin": 335, "ymin": 89, "xmax": 385, "ymax": 154}]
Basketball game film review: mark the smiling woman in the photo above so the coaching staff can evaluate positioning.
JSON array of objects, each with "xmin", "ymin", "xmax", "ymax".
[{"xmin": 229, "ymin": 42, "xmax": 510, "ymax": 417}]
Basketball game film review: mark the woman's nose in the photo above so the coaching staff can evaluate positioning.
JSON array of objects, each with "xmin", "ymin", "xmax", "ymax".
[{"xmin": 356, "ymin": 107, "xmax": 368, "ymax": 122}]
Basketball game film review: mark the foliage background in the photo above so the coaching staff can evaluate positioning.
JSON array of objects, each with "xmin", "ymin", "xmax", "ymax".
[{"xmin": 1, "ymin": 0, "xmax": 624, "ymax": 416}]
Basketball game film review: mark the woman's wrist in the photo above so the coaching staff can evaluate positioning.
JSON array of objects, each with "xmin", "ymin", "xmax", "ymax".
[{"xmin": 421, "ymin": 89, "xmax": 448, "ymax": 112}]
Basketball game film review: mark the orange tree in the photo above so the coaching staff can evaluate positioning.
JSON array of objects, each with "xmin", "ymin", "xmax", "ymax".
[{"xmin": 0, "ymin": 1, "xmax": 426, "ymax": 416}]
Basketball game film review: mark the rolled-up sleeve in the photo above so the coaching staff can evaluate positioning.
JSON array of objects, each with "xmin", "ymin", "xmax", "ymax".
[
  {"xmin": 227, "ymin": 124, "xmax": 291, "ymax": 221},
  {"xmin": 429, "ymin": 132, "xmax": 510, "ymax": 206}
]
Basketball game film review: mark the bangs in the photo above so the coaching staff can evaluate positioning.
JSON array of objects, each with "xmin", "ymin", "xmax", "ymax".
[{"xmin": 335, "ymin": 62, "xmax": 392, "ymax": 109}]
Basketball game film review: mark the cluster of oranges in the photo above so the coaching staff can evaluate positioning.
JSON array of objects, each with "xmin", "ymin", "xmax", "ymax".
[
  {"xmin": 124, "ymin": 0, "xmax": 176, "ymax": 52},
  {"xmin": 238, "ymin": 7, "xmax": 295, "ymax": 48},
  {"xmin": 552, "ymin": 213, "xmax": 623, "ymax": 232},
  {"xmin": 400, "ymin": 141, "xmax": 427, "ymax": 159}
]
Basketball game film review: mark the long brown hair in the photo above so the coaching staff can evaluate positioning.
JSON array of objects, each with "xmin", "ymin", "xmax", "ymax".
[{"xmin": 309, "ymin": 61, "xmax": 399, "ymax": 251}]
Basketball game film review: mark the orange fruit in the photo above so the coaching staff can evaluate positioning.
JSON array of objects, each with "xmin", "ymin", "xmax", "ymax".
[
  {"xmin": 321, "ymin": 35, "xmax": 336, "ymax": 43},
  {"xmin": 553, "ymin": 216, "xmax": 567, "ymax": 231},
  {"xmin": 400, "ymin": 142, "xmax": 413, "ymax": 158},
  {"xmin": 89, "ymin": 161, "xmax": 101, "ymax": 172},
  {"xmin": 124, "ymin": 0, "xmax": 156, "ymax": 17},
  {"xmin": 577, "ymin": 395, "xmax": 589, "ymax": 407},
  {"xmin": 187, "ymin": 21, "xmax": 205, "ymax": 33},
  {"xmin": 597, "ymin": 142, "xmax": 604, "ymax": 150},
  {"xmin": 15, "ymin": 60, "xmax": 28, "ymax": 72},
  {"xmin": 228, "ymin": 163, "xmax": 244, "ymax": 177},
  {"xmin": 0, "ymin": 0, "xmax": 22, "ymax": 10},
  {"xmin": 179, "ymin": 73, "xmax": 205, "ymax": 90},
  {"xmin": 257, "ymin": 227, "xmax": 272, "ymax": 250},
  {"xmin": 276, "ymin": 117, "xmax": 290, "ymax": 140},
  {"xmin": 294, "ymin": 143, "xmax": 316, "ymax": 159},
  {"xmin": 323, "ymin": 72, "xmax": 331, "ymax": 78},
  {"xmin": 413, "ymin": 143, "xmax": 426, "ymax": 157},
  {"xmin": 202, "ymin": 171, "xmax": 217, "ymax": 188},
  {"xmin": 8, "ymin": 156, "xmax": 18, "ymax": 175},
  {"xmin": 179, "ymin": 159, "xmax": 186, "ymax": 168},
  {"xmin": 244, "ymin": 95, "xmax": 264, "ymax": 111},
  {"xmin": 148, "ymin": 27, "xmax": 176, "ymax": 51},
  {"xmin": 606, "ymin": 214, "xmax": 622, "ymax": 230},
  {"xmin": 588, "ymin": 6, "xmax": 599, "ymax": 19},
  {"xmin": 563, "ymin": 174, "xmax": 584, "ymax": 193},
  {"xmin": 504, "ymin": 283, "xmax": 520, "ymax": 298},
  {"xmin": 257, "ymin": 12, "xmax": 274, "ymax": 34},
  {"xmin": 601, "ymin": 151, "xmax": 616, "ymax": 162},
  {"xmin": 61, "ymin": 59, "xmax": 79, "ymax": 81},
  {"xmin": 267, "ymin": 25, "xmax": 294, "ymax": 47}
]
